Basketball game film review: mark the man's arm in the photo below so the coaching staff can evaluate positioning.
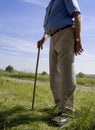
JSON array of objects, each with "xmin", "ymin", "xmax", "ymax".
[
  {"xmin": 37, "ymin": 33, "xmax": 49, "ymax": 49},
  {"xmin": 72, "ymin": 12, "xmax": 84, "ymax": 56}
]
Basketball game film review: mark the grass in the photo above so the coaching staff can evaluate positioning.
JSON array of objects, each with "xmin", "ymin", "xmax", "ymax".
[
  {"xmin": 1, "ymin": 71, "xmax": 95, "ymax": 87},
  {"xmin": 0, "ymin": 78, "xmax": 95, "ymax": 130},
  {"xmin": 77, "ymin": 77, "xmax": 95, "ymax": 87},
  {"xmin": 1, "ymin": 71, "xmax": 49, "ymax": 82}
]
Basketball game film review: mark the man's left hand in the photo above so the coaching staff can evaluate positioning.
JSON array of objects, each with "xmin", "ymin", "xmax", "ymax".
[{"xmin": 74, "ymin": 41, "xmax": 84, "ymax": 56}]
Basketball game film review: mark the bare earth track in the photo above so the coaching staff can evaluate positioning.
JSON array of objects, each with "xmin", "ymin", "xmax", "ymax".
[{"xmin": 2, "ymin": 77, "xmax": 95, "ymax": 92}]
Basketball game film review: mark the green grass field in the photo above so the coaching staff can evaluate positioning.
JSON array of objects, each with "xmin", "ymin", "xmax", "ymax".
[
  {"xmin": 1, "ymin": 71, "xmax": 95, "ymax": 87},
  {"xmin": 0, "ymin": 77, "xmax": 95, "ymax": 130}
]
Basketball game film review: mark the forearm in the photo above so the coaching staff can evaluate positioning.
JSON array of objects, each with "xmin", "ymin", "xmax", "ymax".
[
  {"xmin": 72, "ymin": 12, "xmax": 83, "ymax": 55},
  {"xmin": 74, "ymin": 13, "xmax": 82, "ymax": 40},
  {"xmin": 72, "ymin": 11, "xmax": 82, "ymax": 41}
]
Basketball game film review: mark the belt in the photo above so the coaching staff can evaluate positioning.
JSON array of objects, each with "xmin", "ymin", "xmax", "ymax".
[{"xmin": 48, "ymin": 25, "xmax": 72, "ymax": 37}]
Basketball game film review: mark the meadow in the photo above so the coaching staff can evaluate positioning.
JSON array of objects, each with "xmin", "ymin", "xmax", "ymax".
[
  {"xmin": 1, "ymin": 71, "xmax": 95, "ymax": 87},
  {"xmin": 0, "ymin": 71, "xmax": 95, "ymax": 130}
]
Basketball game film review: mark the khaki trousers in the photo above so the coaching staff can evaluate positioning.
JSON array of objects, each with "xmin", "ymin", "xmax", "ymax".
[{"xmin": 49, "ymin": 26, "xmax": 76, "ymax": 112}]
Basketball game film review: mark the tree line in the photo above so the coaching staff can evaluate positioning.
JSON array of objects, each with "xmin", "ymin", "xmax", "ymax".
[{"xmin": 0, "ymin": 65, "xmax": 95, "ymax": 77}]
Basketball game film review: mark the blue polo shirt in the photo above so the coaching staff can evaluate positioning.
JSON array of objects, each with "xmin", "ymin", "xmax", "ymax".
[{"xmin": 43, "ymin": 0, "xmax": 81, "ymax": 33}]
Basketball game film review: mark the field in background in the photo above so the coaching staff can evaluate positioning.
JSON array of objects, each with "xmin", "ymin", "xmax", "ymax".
[
  {"xmin": 0, "ymin": 71, "xmax": 95, "ymax": 87},
  {"xmin": 0, "ymin": 72, "xmax": 95, "ymax": 130}
]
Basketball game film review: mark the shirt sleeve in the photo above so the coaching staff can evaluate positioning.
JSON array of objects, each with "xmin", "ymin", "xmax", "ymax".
[{"xmin": 64, "ymin": 0, "xmax": 81, "ymax": 15}]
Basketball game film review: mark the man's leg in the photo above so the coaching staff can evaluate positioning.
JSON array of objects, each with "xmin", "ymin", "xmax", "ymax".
[
  {"xmin": 54, "ymin": 27, "xmax": 76, "ymax": 113},
  {"xmin": 50, "ymin": 27, "xmax": 76, "ymax": 126},
  {"xmin": 49, "ymin": 37, "xmax": 60, "ymax": 107}
]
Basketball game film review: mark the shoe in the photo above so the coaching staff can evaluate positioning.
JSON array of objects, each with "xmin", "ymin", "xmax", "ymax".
[
  {"xmin": 51, "ymin": 113, "xmax": 68, "ymax": 126},
  {"xmin": 58, "ymin": 107, "xmax": 75, "ymax": 115},
  {"xmin": 64, "ymin": 107, "xmax": 75, "ymax": 114}
]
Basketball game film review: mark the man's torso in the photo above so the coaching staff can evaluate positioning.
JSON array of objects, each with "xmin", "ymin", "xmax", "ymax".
[{"xmin": 44, "ymin": 0, "xmax": 80, "ymax": 34}]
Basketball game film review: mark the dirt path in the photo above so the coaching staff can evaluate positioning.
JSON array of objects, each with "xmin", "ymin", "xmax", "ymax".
[{"xmin": 2, "ymin": 77, "xmax": 95, "ymax": 92}]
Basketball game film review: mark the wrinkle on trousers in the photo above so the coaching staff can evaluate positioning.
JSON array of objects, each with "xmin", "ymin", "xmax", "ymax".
[{"xmin": 49, "ymin": 27, "xmax": 76, "ymax": 111}]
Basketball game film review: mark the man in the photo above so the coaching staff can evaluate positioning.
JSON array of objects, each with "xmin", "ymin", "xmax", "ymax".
[{"xmin": 37, "ymin": 0, "xmax": 83, "ymax": 126}]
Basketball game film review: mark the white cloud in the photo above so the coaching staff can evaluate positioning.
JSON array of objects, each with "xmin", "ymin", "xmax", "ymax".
[
  {"xmin": 0, "ymin": 35, "xmax": 49, "ymax": 56},
  {"xmin": 76, "ymin": 51, "xmax": 95, "ymax": 62},
  {"xmin": 75, "ymin": 51, "xmax": 95, "ymax": 74},
  {"xmin": 21, "ymin": 0, "xmax": 49, "ymax": 7},
  {"xmin": 84, "ymin": 51, "xmax": 95, "ymax": 59},
  {"xmin": 0, "ymin": 35, "xmax": 35, "ymax": 53},
  {"xmin": 0, "ymin": 34, "xmax": 49, "ymax": 72}
]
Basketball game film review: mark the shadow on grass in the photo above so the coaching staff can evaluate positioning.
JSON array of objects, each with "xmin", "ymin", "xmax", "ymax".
[
  {"xmin": 1, "ymin": 105, "xmax": 95, "ymax": 130},
  {"xmin": 0, "ymin": 105, "xmax": 56, "ymax": 129}
]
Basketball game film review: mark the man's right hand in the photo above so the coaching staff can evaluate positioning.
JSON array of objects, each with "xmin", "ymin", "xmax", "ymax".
[
  {"xmin": 37, "ymin": 33, "xmax": 49, "ymax": 49},
  {"xmin": 37, "ymin": 37, "xmax": 45, "ymax": 49}
]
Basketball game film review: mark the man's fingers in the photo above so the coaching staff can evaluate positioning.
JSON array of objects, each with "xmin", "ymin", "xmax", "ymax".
[
  {"xmin": 75, "ymin": 49, "xmax": 83, "ymax": 56},
  {"xmin": 37, "ymin": 40, "xmax": 44, "ymax": 49}
]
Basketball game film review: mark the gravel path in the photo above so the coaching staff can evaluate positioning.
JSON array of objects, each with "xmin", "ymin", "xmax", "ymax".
[{"xmin": 2, "ymin": 77, "xmax": 95, "ymax": 92}]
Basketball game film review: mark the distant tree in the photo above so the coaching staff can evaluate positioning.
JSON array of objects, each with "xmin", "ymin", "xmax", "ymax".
[
  {"xmin": 5, "ymin": 65, "xmax": 14, "ymax": 72},
  {"xmin": 0, "ymin": 68, "xmax": 3, "ymax": 72},
  {"xmin": 41, "ymin": 71, "xmax": 48, "ymax": 75},
  {"xmin": 77, "ymin": 72, "xmax": 85, "ymax": 77}
]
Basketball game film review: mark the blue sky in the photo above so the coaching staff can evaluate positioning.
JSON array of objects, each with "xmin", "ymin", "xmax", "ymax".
[{"xmin": 0, "ymin": 0, "xmax": 95, "ymax": 74}]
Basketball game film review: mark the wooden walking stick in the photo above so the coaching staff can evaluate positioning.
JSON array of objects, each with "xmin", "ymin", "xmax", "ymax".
[{"xmin": 32, "ymin": 47, "xmax": 40, "ymax": 109}]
